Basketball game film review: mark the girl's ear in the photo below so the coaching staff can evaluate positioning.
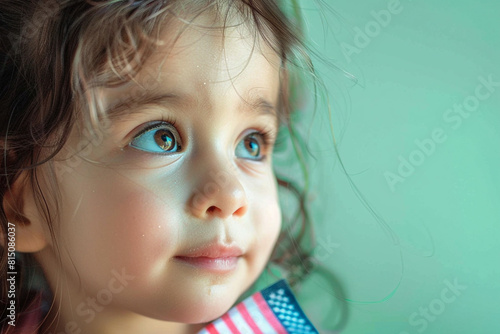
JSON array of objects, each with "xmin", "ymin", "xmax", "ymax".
[{"xmin": 3, "ymin": 172, "xmax": 49, "ymax": 252}]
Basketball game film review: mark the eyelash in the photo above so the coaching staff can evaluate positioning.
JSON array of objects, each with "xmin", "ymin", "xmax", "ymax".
[
  {"xmin": 133, "ymin": 115, "xmax": 178, "ymax": 139},
  {"xmin": 255, "ymin": 128, "xmax": 277, "ymax": 149},
  {"xmin": 130, "ymin": 116, "xmax": 278, "ymax": 158}
]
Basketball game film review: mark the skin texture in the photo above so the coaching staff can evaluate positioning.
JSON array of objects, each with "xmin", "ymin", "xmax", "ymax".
[{"xmin": 22, "ymin": 13, "xmax": 283, "ymax": 334}]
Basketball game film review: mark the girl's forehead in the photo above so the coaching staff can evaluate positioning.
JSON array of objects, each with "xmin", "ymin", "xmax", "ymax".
[
  {"xmin": 98, "ymin": 19, "xmax": 282, "ymax": 117},
  {"xmin": 154, "ymin": 10, "xmax": 282, "ymax": 69}
]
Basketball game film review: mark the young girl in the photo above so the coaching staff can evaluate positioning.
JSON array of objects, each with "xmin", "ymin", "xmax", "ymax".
[{"xmin": 1, "ymin": 0, "xmax": 329, "ymax": 333}]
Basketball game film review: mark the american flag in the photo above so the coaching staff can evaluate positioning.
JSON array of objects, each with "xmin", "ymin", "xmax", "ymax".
[{"xmin": 197, "ymin": 280, "xmax": 319, "ymax": 334}]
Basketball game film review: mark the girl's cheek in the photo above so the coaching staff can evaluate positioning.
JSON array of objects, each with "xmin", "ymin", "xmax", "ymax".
[
  {"xmin": 261, "ymin": 200, "xmax": 282, "ymax": 249},
  {"xmin": 59, "ymin": 172, "xmax": 179, "ymax": 288},
  {"xmin": 248, "ymin": 178, "xmax": 282, "ymax": 266}
]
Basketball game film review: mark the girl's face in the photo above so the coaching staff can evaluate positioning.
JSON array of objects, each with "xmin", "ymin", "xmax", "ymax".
[{"xmin": 38, "ymin": 16, "xmax": 282, "ymax": 329}]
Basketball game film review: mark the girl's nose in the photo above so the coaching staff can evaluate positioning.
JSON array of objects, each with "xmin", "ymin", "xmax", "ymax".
[{"xmin": 188, "ymin": 165, "xmax": 248, "ymax": 220}]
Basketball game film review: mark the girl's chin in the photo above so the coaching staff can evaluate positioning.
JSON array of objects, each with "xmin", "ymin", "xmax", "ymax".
[
  {"xmin": 178, "ymin": 307, "xmax": 227, "ymax": 324},
  {"xmin": 143, "ymin": 295, "xmax": 237, "ymax": 324}
]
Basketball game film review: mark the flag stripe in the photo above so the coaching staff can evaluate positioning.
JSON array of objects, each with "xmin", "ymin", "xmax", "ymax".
[
  {"xmin": 213, "ymin": 318, "xmax": 232, "ymax": 334},
  {"xmin": 252, "ymin": 293, "xmax": 286, "ymax": 333},
  {"xmin": 204, "ymin": 323, "xmax": 219, "ymax": 334},
  {"xmin": 222, "ymin": 313, "xmax": 241, "ymax": 334},
  {"xmin": 243, "ymin": 297, "xmax": 277, "ymax": 334},
  {"xmin": 228, "ymin": 306, "xmax": 255, "ymax": 333},
  {"xmin": 236, "ymin": 303, "xmax": 263, "ymax": 334}
]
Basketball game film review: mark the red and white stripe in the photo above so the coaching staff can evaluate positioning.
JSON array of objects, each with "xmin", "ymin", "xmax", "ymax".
[{"xmin": 197, "ymin": 293, "xmax": 287, "ymax": 334}]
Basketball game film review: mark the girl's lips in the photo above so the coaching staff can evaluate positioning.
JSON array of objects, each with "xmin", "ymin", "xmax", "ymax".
[
  {"xmin": 174, "ymin": 243, "xmax": 244, "ymax": 272},
  {"xmin": 173, "ymin": 256, "xmax": 240, "ymax": 272}
]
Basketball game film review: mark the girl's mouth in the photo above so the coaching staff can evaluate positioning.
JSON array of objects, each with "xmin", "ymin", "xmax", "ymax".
[
  {"xmin": 174, "ymin": 243, "xmax": 243, "ymax": 272},
  {"xmin": 173, "ymin": 256, "xmax": 240, "ymax": 272}
]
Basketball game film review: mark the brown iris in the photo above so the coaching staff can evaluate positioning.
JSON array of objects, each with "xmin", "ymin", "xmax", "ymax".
[
  {"xmin": 244, "ymin": 136, "xmax": 260, "ymax": 157},
  {"xmin": 154, "ymin": 129, "xmax": 175, "ymax": 151}
]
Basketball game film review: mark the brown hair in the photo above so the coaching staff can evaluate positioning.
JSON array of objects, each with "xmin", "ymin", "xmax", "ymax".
[{"xmin": 0, "ymin": 0, "xmax": 319, "ymax": 330}]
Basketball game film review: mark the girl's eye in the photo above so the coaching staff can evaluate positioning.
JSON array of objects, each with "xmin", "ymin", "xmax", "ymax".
[
  {"xmin": 235, "ymin": 132, "xmax": 270, "ymax": 161},
  {"xmin": 129, "ymin": 122, "xmax": 181, "ymax": 154}
]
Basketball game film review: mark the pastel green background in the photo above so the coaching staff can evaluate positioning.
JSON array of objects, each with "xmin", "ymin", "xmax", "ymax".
[{"xmin": 293, "ymin": 1, "xmax": 500, "ymax": 333}]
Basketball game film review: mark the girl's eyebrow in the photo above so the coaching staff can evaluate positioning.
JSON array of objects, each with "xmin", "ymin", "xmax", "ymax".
[
  {"xmin": 102, "ymin": 91, "xmax": 278, "ymax": 124},
  {"xmin": 102, "ymin": 92, "xmax": 181, "ymax": 123}
]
